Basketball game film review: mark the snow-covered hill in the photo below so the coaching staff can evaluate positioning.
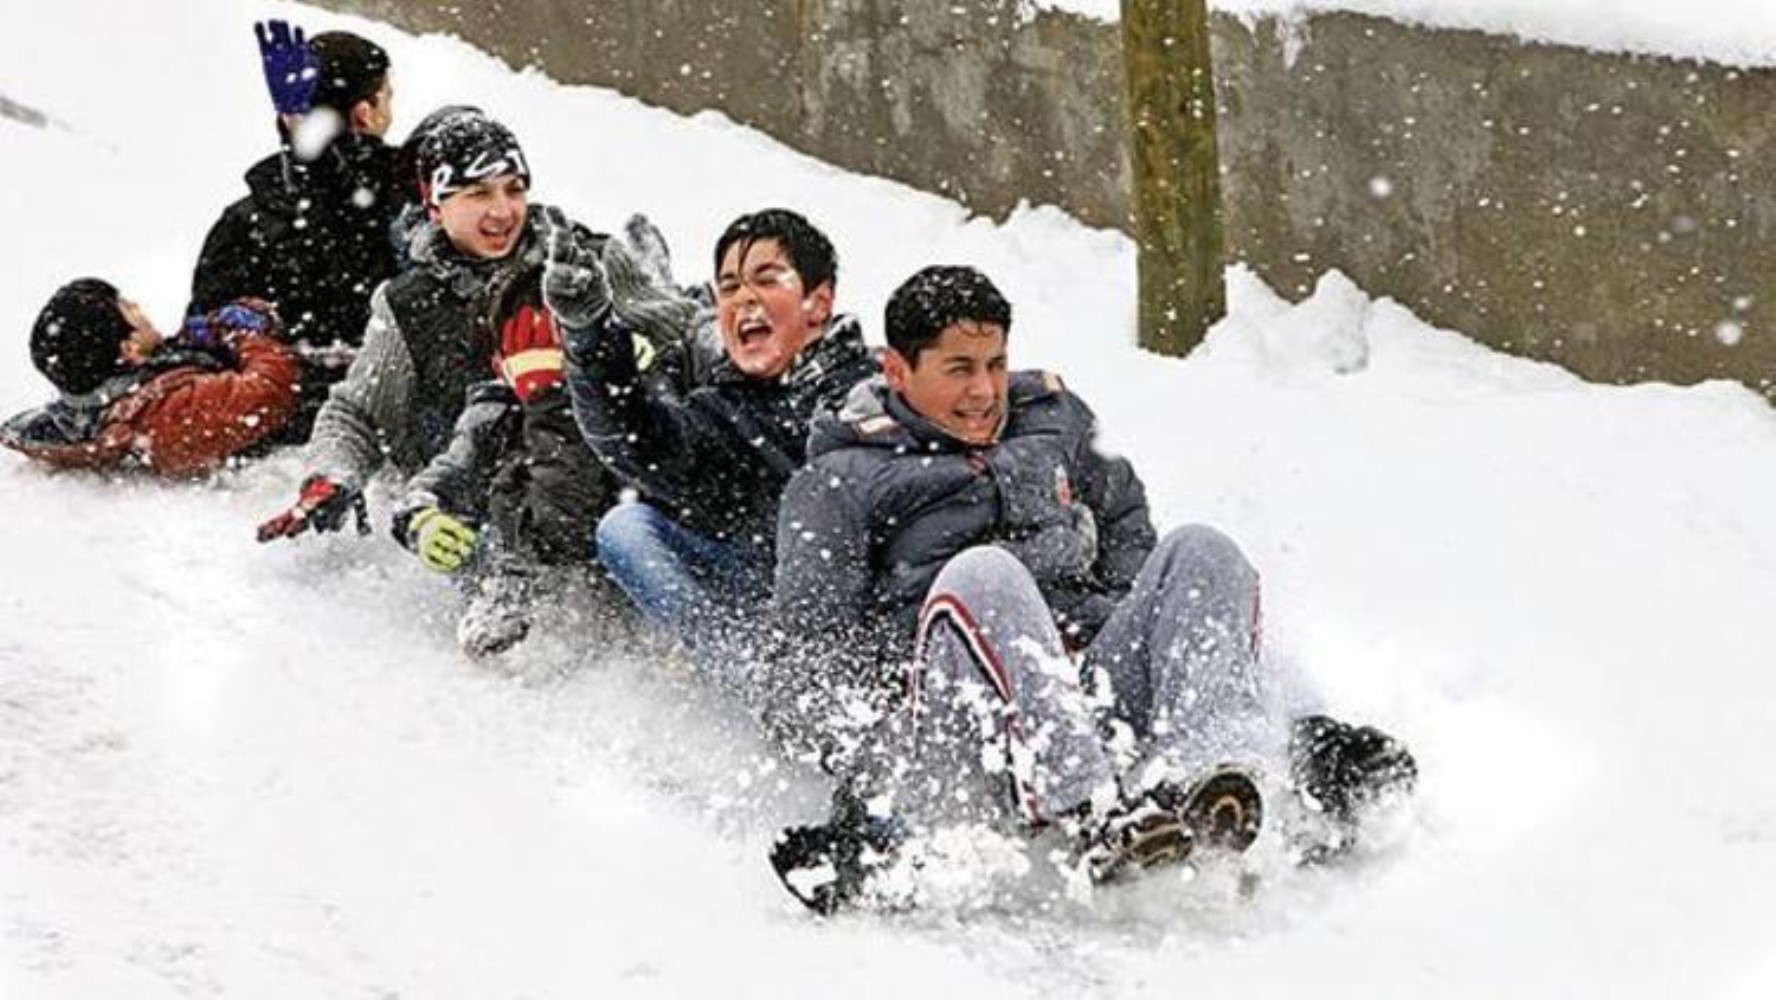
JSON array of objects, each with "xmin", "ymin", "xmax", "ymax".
[{"xmin": 3, "ymin": 2, "xmax": 1775, "ymax": 997}]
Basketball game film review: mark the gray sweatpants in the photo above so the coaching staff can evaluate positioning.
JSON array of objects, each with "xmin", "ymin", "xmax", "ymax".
[{"xmin": 901, "ymin": 525, "xmax": 1285, "ymax": 828}]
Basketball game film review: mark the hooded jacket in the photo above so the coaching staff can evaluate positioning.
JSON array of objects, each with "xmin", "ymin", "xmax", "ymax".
[{"xmin": 772, "ymin": 371, "xmax": 1156, "ymax": 679}]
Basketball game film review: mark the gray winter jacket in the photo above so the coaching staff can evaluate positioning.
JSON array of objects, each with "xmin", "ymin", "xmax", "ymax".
[
  {"xmin": 772, "ymin": 372, "xmax": 1156, "ymax": 689},
  {"xmin": 305, "ymin": 218, "xmax": 545, "ymax": 489}
]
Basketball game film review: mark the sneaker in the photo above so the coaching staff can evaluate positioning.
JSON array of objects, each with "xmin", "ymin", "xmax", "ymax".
[
  {"xmin": 1073, "ymin": 789, "xmax": 1194, "ymax": 884},
  {"xmin": 769, "ymin": 790, "xmax": 906, "ymax": 915},
  {"xmin": 1289, "ymin": 714, "xmax": 1417, "ymax": 860},
  {"xmin": 1176, "ymin": 766, "xmax": 1265, "ymax": 854},
  {"xmin": 456, "ymin": 571, "xmax": 535, "ymax": 658},
  {"xmin": 1074, "ymin": 766, "xmax": 1263, "ymax": 884}
]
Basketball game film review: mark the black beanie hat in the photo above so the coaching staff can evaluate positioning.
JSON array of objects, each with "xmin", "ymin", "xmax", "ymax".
[
  {"xmin": 308, "ymin": 31, "xmax": 390, "ymax": 117},
  {"xmin": 30, "ymin": 278, "xmax": 131, "ymax": 396},
  {"xmin": 415, "ymin": 109, "xmax": 531, "ymax": 206},
  {"xmin": 397, "ymin": 103, "xmax": 482, "ymax": 195}
]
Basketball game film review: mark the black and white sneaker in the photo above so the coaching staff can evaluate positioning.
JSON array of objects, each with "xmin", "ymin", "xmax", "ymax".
[{"xmin": 769, "ymin": 790, "xmax": 907, "ymax": 915}]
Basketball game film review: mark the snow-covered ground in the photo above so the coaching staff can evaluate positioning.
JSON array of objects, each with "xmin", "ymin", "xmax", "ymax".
[
  {"xmin": 4, "ymin": 1, "xmax": 1776, "ymax": 997},
  {"xmin": 1041, "ymin": 0, "xmax": 1776, "ymax": 68}
]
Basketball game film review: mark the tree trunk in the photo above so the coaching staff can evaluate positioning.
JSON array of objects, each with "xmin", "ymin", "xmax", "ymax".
[{"xmin": 1121, "ymin": 0, "xmax": 1226, "ymax": 356}]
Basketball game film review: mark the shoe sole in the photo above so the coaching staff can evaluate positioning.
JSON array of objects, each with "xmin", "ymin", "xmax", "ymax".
[
  {"xmin": 1179, "ymin": 766, "xmax": 1264, "ymax": 854},
  {"xmin": 770, "ymin": 823, "xmax": 850, "ymax": 915}
]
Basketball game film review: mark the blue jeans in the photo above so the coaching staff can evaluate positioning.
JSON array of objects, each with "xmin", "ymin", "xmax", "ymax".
[{"xmin": 594, "ymin": 502, "xmax": 771, "ymax": 662}]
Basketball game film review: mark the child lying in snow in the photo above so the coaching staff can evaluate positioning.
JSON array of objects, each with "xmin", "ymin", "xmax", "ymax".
[{"xmin": 2, "ymin": 278, "xmax": 299, "ymax": 478}]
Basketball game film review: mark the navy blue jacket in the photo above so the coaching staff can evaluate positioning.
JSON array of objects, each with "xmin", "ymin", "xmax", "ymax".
[
  {"xmin": 564, "ymin": 314, "xmax": 876, "ymax": 562},
  {"xmin": 773, "ymin": 371, "xmax": 1156, "ymax": 679}
]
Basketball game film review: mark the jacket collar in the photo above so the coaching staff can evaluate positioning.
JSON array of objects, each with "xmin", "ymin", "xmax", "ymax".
[
  {"xmin": 245, "ymin": 131, "xmax": 394, "ymax": 212},
  {"xmin": 707, "ymin": 313, "xmax": 867, "ymax": 388},
  {"xmin": 815, "ymin": 369, "xmax": 1062, "ymax": 458},
  {"xmin": 406, "ymin": 205, "xmax": 547, "ymax": 299}
]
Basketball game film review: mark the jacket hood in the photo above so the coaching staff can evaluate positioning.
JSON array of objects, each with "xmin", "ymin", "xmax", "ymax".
[
  {"xmin": 405, "ymin": 203, "xmax": 549, "ymax": 295},
  {"xmin": 706, "ymin": 312, "xmax": 869, "ymax": 387},
  {"xmin": 1, "ymin": 396, "xmax": 105, "ymax": 452},
  {"xmin": 243, "ymin": 132, "xmax": 396, "ymax": 214},
  {"xmin": 808, "ymin": 369, "xmax": 1066, "ymax": 461},
  {"xmin": 0, "ymin": 356, "xmax": 191, "ymax": 452}
]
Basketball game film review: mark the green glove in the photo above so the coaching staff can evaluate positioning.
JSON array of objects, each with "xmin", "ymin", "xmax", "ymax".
[
  {"xmin": 408, "ymin": 508, "xmax": 478, "ymax": 573},
  {"xmin": 632, "ymin": 332, "xmax": 657, "ymax": 371}
]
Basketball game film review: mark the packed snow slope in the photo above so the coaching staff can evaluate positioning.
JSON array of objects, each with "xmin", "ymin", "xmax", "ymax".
[{"xmin": 3, "ymin": 2, "xmax": 1776, "ymax": 997}]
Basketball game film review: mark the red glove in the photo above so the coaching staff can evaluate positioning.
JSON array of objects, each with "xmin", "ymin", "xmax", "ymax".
[
  {"xmin": 256, "ymin": 474, "xmax": 364, "ymax": 542},
  {"xmin": 494, "ymin": 303, "xmax": 565, "ymax": 404}
]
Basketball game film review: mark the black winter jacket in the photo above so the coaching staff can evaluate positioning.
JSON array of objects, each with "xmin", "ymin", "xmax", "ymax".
[
  {"xmin": 564, "ymin": 314, "xmax": 877, "ymax": 562},
  {"xmin": 773, "ymin": 372, "xmax": 1157, "ymax": 671},
  {"xmin": 188, "ymin": 134, "xmax": 404, "ymax": 444}
]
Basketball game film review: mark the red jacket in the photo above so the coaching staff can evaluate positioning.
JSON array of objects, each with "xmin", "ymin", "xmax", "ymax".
[{"xmin": 1, "ymin": 334, "xmax": 300, "ymax": 478}]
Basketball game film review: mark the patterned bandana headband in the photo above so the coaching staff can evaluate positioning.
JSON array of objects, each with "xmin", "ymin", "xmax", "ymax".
[{"xmin": 417, "ymin": 111, "xmax": 532, "ymax": 207}]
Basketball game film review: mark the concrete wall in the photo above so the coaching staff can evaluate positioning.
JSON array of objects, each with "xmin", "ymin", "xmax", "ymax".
[
  {"xmin": 1217, "ymin": 13, "xmax": 1776, "ymax": 394},
  {"xmin": 318, "ymin": 0, "xmax": 1776, "ymax": 395},
  {"xmin": 324, "ymin": 0, "xmax": 1131, "ymax": 227}
]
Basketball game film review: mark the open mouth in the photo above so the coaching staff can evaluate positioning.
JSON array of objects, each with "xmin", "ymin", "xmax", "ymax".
[{"xmin": 736, "ymin": 315, "xmax": 774, "ymax": 348}]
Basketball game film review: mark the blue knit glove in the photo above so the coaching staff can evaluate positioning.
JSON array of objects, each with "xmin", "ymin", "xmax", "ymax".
[
  {"xmin": 255, "ymin": 20, "xmax": 317, "ymax": 116},
  {"xmin": 184, "ymin": 302, "xmax": 274, "ymax": 347}
]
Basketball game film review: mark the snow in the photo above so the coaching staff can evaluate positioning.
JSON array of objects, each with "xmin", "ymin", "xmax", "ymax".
[
  {"xmin": 5, "ymin": 0, "xmax": 1776, "ymax": 997},
  {"xmin": 1038, "ymin": 0, "xmax": 1776, "ymax": 67}
]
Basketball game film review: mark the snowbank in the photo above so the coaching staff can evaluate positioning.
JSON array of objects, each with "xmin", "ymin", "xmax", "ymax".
[{"xmin": 1040, "ymin": 0, "xmax": 1776, "ymax": 67}]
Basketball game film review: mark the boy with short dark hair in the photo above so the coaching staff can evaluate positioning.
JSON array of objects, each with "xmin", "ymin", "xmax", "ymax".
[
  {"xmin": 189, "ymin": 21, "xmax": 404, "ymax": 445},
  {"xmin": 765, "ymin": 265, "xmax": 1418, "ymax": 911},
  {"xmin": 2, "ymin": 279, "xmax": 298, "ymax": 478},
  {"xmin": 553, "ymin": 207, "xmax": 876, "ymax": 673}
]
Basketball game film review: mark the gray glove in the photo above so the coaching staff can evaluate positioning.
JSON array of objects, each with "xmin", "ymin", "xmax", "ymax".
[
  {"xmin": 539, "ymin": 206, "xmax": 611, "ymax": 330},
  {"xmin": 620, "ymin": 212, "xmax": 676, "ymax": 291}
]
